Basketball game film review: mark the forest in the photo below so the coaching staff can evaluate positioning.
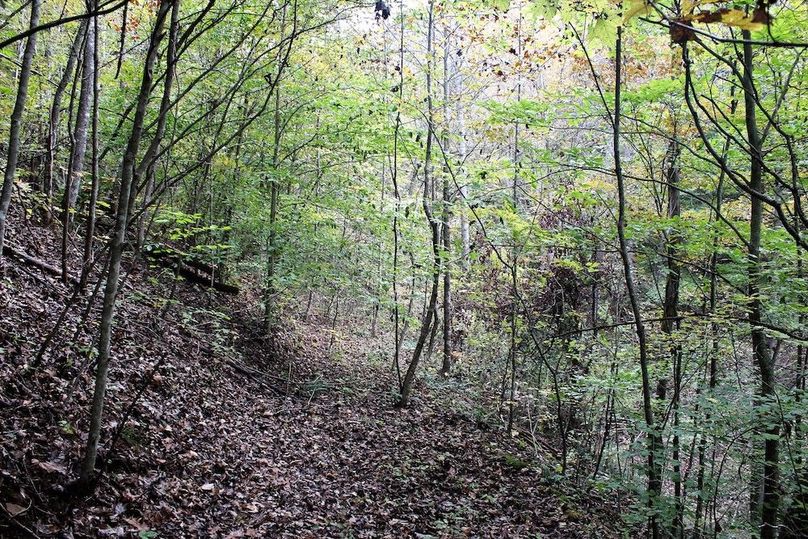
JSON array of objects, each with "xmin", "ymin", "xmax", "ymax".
[{"xmin": 0, "ymin": 0, "xmax": 807, "ymax": 537}]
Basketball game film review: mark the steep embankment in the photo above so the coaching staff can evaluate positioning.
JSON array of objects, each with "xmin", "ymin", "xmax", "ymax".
[{"xmin": 1, "ymin": 218, "xmax": 623, "ymax": 537}]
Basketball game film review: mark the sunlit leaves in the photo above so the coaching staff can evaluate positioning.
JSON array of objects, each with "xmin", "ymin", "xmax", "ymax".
[{"xmin": 622, "ymin": 0, "xmax": 652, "ymax": 24}]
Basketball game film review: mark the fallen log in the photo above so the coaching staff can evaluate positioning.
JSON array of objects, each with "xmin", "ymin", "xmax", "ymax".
[
  {"xmin": 225, "ymin": 359, "xmax": 286, "ymax": 395},
  {"xmin": 2, "ymin": 243, "xmax": 79, "ymax": 285},
  {"xmin": 183, "ymin": 256, "xmax": 217, "ymax": 275},
  {"xmin": 143, "ymin": 243, "xmax": 239, "ymax": 295},
  {"xmin": 174, "ymin": 264, "xmax": 240, "ymax": 295}
]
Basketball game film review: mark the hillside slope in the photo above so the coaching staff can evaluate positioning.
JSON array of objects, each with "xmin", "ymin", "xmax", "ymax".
[{"xmin": 1, "ymin": 219, "xmax": 624, "ymax": 538}]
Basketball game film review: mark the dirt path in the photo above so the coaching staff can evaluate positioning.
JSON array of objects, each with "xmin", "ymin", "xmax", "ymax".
[
  {"xmin": 0, "ymin": 211, "xmax": 629, "ymax": 539},
  {"xmin": 96, "ymin": 324, "xmax": 620, "ymax": 538},
  {"xmin": 2, "ymin": 262, "xmax": 621, "ymax": 538}
]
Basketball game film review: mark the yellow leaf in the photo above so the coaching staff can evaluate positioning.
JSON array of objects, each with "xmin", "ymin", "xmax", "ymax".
[
  {"xmin": 624, "ymin": 0, "xmax": 652, "ymax": 23},
  {"xmin": 719, "ymin": 9, "xmax": 765, "ymax": 30},
  {"xmin": 682, "ymin": 0, "xmax": 694, "ymax": 14}
]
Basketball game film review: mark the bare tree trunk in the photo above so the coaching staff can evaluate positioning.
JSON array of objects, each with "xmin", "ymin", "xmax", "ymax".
[
  {"xmin": 613, "ymin": 27, "xmax": 661, "ymax": 539},
  {"xmin": 741, "ymin": 30, "xmax": 779, "ymax": 539},
  {"xmin": 456, "ymin": 79, "xmax": 469, "ymax": 268},
  {"xmin": 80, "ymin": 1, "xmax": 172, "ymax": 483},
  {"xmin": 425, "ymin": 307, "xmax": 439, "ymax": 362},
  {"xmin": 44, "ymin": 21, "xmax": 85, "ymax": 217},
  {"xmin": 440, "ymin": 24, "xmax": 452, "ymax": 376},
  {"xmin": 65, "ymin": 18, "xmax": 95, "ymax": 210},
  {"xmin": 0, "ymin": 0, "xmax": 41, "ymax": 262},
  {"xmin": 693, "ymin": 66, "xmax": 736, "ymax": 539},
  {"xmin": 398, "ymin": 242, "xmax": 439, "ymax": 408},
  {"xmin": 397, "ymin": 267, "xmax": 417, "ymax": 353},
  {"xmin": 695, "ymin": 169, "xmax": 725, "ymax": 539},
  {"xmin": 506, "ymin": 262, "xmax": 518, "ymax": 435},
  {"xmin": 114, "ymin": 0, "xmax": 129, "ymax": 79},
  {"xmin": 133, "ymin": 0, "xmax": 181, "ymax": 252},
  {"xmin": 661, "ymin": 139, "xmax": 683, "ymax": 537},
  {"xmin": 512, "ymin": 2, "xmax": 522, "ymax": 207},
  {"xmin": 593, "ymin": 359, "xmax": 618, "ymax": 478},
  {"xmin": 265, "ymin": 4, "xmax": 288, "ymax": 332},
  {"xmin": 505, "ymin": 3, "xmax": 523, "ymax": 432},
  {"xmin": 328, "ymin": 297, "xmax": 340, "ymax": 351},
  {"xmin": 784, "ymin": 191, "xmax": 807, "ymax": 536},
  {"xmin": 398, "ymin": 0, "xmax": 439, "ymax": 408},
  {"xmin": 62, "ymin": 12, "xmax": 96, "ymax": 281},
  {"xmin": 590, "ymin": 247, "xmax": 602, "ymax": 335},
  {"xmin": 81, "ymin": 13, "xmax": 101, "ymax": 290},
  {"xmin": 390, "ymin": 0, "xmax": 405, "ymax": 385}
]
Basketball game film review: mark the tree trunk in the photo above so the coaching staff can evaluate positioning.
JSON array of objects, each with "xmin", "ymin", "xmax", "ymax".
[
  {"xmin": 506, "ymin": 262, "xmax": 518, "ymax": 435},
  {"xmin": 80, "ymin": 1, "xmax": 173, "ymax": 483},
  {"xmin": 398, "ymin": 239, "xmax": 439, "ymax": 408},
  {"xmin": 741, "ymin": 30, "xmax": 779, "ymax": 539},
  {"xmin": 613, "ymin": 27, "xmax": 661, "ymax": 538},
  {"xmin": 65, "ymin": 18, "xmax": 95, "ymax": 210},
  {"xmin": 456, "ymin": 79, "xmax": 469, "ymax": 268},
  {"xmin": 512, "ymin": 3, "xmax": 522, "ymax": 207},
  {"xmin": 133, "ymin": 1, "xmax": 180, "ymax": 252},
  {"xmin": 62, "ymin": 13, "xmax": 96, "ymax": 281},
  {"xmin": 390, "ymin": 0, "xmax": 405, "ymax": 385},
  {"xmin": 693, "ymin": 75, "xmax": 736, "ymax": 539},
  {"xmin": 398, "ymin": 0, "xmax": 439, "ymax": 408},
  {"xmin": 440, "ymin": 24, "xmax": 452, "ymax": 376},
  {"xmin": 81, "ymin": 14, "xmax": 101, "ymax": 290},
  {"xmin": 662, "ymin": 139, "xmax": 683, "ymax": 537},
  {"xmin": 44, "ymin": 21, "xmax": 85, "ymax": 216},
  {"xmin": 265, "ymin": 4, "xmax": 288, "ymax": 332},
  {"xmin": 0, "ymin": 0, "xmax": 41, "ymax": 262},
  {"xmin": 695, "ymin": 173, "xmax": 724, "ymax": 539}
]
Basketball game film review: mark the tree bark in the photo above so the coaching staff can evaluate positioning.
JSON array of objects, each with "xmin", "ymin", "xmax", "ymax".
[
  {"xmin": 44, "ymin": 21, "xmax": 85, "ymax": 212},
  {"xmin": 265, "ymin": 4, "xmax": 288, "ymax": 332},
  {"xmin": 662, "ymin": 139, "xmax": 683, "ymax": 537},
  {"xmin": 133, "ymin": 0, "xmax": 180, "ymax": 252},
  {"xmin": 456, "ymin": 77, "xmax": 469, "ymax": 268},
  {"xmin": 613, "ymin": 27, "xmax": 661, "ymax": 539},
  {"xmin": 741, "ymin": 30, "xmax": 779, "ymax": 539},
  {"xmin": 65, "ymin": 18, "xmax": 95, "ymax": 210},
  {"xmin": 440, "ymin": 24, "xmax": 452, "ymax": 376},
  {"xmin": 398, "ymin": 0, "xmax": 439, "ymax": 408},
  {"xmin": 0, "ymin": 0, "xmax": 41, "ymax": 262},
  {"xmin": 390, "ymin": 0, "xmax": 405, "ymax": 385},
  {"xmin": 62, "ymin": 12, "xmax": 96, "ymax": 281},
  {"xmin": 693, "ymin": 78, "xmax": 736, "ymax": 536},
  {"xmin": 81, "ymin": 12, "xmax": 101, "ymax": 290},
  {"xmin": 80, "ymin": 1, "xmax": 173, "ymax": 483}
]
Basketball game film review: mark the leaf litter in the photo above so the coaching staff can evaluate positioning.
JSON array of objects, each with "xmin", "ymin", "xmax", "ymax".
[{"xmin": 1, "ymin": 219, "xmax": 623, "ymax": 537}]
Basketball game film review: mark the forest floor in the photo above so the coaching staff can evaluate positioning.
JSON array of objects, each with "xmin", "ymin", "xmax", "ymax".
[{"xmin": 1, "ymin": 217, "xmax": 625, "ymax": 538}]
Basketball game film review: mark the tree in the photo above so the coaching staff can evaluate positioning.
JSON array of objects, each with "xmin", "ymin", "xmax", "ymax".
[
  {"xmin": 62, "ymin": 7, "xmax": 96, "ymax": 279},
  {"xmin": 81, "ymin": 0, "xmax": 175, "ymax": 483},
  {"xmin": 398, "ymin": 0, "xmax": 440, "ymax": 407},
  {"xmin": 612, "ymin": 27, "xmax": 662, "ymax": 538},
  {"xmin": 0, "ymin": 0, "xmax": 41, "ymax": 261}
]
